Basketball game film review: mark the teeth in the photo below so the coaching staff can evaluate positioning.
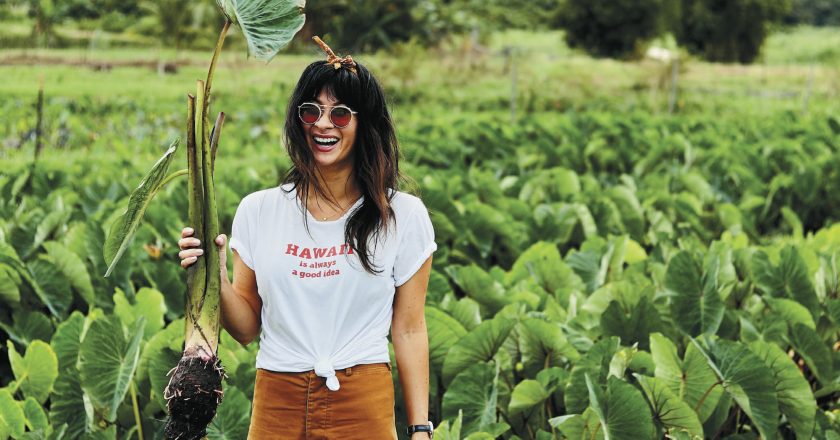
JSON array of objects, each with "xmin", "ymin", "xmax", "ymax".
[{"xmin": 314, "ymin": 136, "xmax": 339, "ymax": 144}]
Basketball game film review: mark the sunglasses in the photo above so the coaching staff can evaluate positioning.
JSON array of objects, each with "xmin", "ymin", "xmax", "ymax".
[{"xmin": 297, "ymin": 102, "xmax": 358, "ymax": 128}]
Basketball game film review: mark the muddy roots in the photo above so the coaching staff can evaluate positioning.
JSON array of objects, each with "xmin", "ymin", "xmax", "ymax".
[{"xmin": 164, "ymin": 350, "xmax": 225, "ymax": 440}]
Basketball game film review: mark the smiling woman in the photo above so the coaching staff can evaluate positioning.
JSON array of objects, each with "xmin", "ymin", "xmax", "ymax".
[{"xmin": 178, "ymin": 37, "xmax": 437, "ymax": 439}]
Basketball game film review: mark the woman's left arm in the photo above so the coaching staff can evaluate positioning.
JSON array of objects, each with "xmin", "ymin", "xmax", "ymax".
[{"xmin": 392, "ymin": 255, "xmax": 434, "ymax": 439}]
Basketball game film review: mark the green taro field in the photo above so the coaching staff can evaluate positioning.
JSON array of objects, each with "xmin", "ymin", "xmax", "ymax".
[{"xmin": 1, "ymin": 30, "xmax": 840, "ymax": 439}]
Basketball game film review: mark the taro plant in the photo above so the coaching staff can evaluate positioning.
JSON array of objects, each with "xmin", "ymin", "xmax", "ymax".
[{"xmin": 103, "ymin": 1, "xmax": 305, "ymax": 438}]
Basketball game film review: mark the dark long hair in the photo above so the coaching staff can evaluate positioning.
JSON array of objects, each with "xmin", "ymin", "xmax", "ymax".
[{"xmin": 283, "ymin": 60, "xmax": 400, "ymax": 274}]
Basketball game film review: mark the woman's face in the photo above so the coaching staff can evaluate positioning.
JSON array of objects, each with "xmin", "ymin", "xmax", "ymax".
[{"xmin": 302, "ymin": 88, "xmax": 358, "ymax": 172}]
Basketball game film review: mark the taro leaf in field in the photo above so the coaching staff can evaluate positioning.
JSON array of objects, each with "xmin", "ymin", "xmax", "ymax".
[
  {"xmin": 764, "ymin": 297, "xmax": 815, "ymax": 330},
  {"xmin": 752, "ymin": 246, "xmax": 820, "ymax": 321},
  {"xmin": 789, "ymin": 322, "xmax": 834, "ymax": 385},
  {"xmin": 635, "ymin": 374, "xmax": 703, "ymax": 439},
  {"xmin": 550, "ymin": 407, "xmax": 604, "ymax": 440},
  {"xmin": 449, "ymin": 297, "xmax": 482, "ymax": 330},
  {"xmin": 22, "ymin": 396, "xmax": 49, "ymax": 433},
  {"xmin": 585, "ymin": 375, "xmax": 656, "ymax": 440},
  {"xmin": 441, "ymin": 317, "xmax": 515, "ymax": 385},
  {"xmin": 49, "ymin": 369, "xmax": 90, "ymax": 438},
  {"xmin": 103, "ymin": 140, "xmax": 179, "ymax": 277},
  {"xmin": 600, "ymin": 295, "xmax": 662, "ymax": 350},
  {"xmin": 42, "ymin": 241, "xmax": 95, "ymax": 306},
  {"xmin": 446, "ymin": 264, "xmax": 509, "ymax": 314},
  {"xmin": 113, "ymin": 287, "xmax": 166, "ymax": 340},
  {"xmin": 566, "ymin": 248, "xmax": 602, "ymax": 293},
  {"xmin": 140, "ymin": 319, "xmax": 184, "ymax": 408},
  {"xmin": 79, "ymin": 315, "xmax": 145, "ymax": 422},
  {"xmin": 702, "ymin": 393, "xmax": 733, "ymax": 439},
  {"xmin": 216, "ymin": 0, "xmax": 306, "ymax": 61},
  {"xmin": 665, "ymin": 251, "xmax": 725, "ymax": 337},
  {"xmin": 207, "ymin": 386, "xmax": 251, "ymax": 439},
  {"xmin": 426, "ymin": 307, "xmax": 467, "ymax": 373},
  {"xmin": 0, "ymin": 248, "xmax": 69, "ymax": 319},
  {"xmin": 441, "ymin": 361, "xmax": 499, "ymax": 435},
  {"xmin": 0, "ymin": 388, "xmax": 26, "ymax": 439},
  {"xmin": 506, "ymin": 241, "xmax": 585, "ymax": 297},
  {"xmin": 649, "ymin": 333, "xmax": 722, "ymax": 423},
  {"xmin": 7, "ymin": 340, "xmax": 58, "ymax": 404},
  {"xmin": 518, "ymin": 318, "xmax": 579, "ymax": 377},
  {"xmin": 0, "ymin": 261, "xmax": 21, "ymax": 305},
  {"xmin": 50, "ymin": 311, "xmax": 88, "ymax": 371},
  {"xmin": 693, "ymin": 338, "xmax": 779, "ymax": 439},
  {"xmin": 748, "ymin": 340, "xmax": 815, "ymax": 440},
  {"xmin": 508, "ymin": 379, "xmax": 550, "ymax": 417},
  {"xmin": 434, "ymin": 410, "xmax": 463, "ymax": 440},
  {"xmin": 0, "ymin": 310, "xmax": 53, "ymax": 347},
  {"xmin": 564, "ymin": 337, "xmax": 620, "ymax": 414}
]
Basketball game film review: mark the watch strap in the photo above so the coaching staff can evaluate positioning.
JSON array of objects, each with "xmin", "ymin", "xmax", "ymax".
[{"xmin": 406, "ymin": 421, "xmax": 434, "ymax": 438}]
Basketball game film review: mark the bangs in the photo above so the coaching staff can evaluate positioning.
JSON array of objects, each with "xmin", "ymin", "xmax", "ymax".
[{"xmin": 294, "ymin": 62, "xmax": 364, "ymax": 111}]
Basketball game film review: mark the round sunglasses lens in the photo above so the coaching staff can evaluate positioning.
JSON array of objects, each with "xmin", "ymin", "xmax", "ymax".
[
  {"xmin": 299, "ymin": 105, "xmax": 320, "ymax": 124},
  {"xmin": 330, "ymin": 108, "xmax": 352, "ymax": 127}
]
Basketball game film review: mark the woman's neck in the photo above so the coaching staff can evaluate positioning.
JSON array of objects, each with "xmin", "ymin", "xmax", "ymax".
[{"xmin": 310, "ymin": 165, "xmax": 361, "ymax": 207}]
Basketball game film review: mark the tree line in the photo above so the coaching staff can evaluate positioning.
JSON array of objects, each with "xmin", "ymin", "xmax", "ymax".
[{"xmin": 2, "ymin": 0, "xmax": 837, "ymax": 63}]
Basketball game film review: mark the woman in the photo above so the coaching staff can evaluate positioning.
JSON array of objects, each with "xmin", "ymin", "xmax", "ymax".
[{"xmin": 178, "ymin": 39, "xmax": 436, "ymax": 439}]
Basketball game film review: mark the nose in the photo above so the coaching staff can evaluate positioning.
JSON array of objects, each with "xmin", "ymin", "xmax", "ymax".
[{"xmin": 314, "ymin": 108, "xmax": 334, "ymax": 129}]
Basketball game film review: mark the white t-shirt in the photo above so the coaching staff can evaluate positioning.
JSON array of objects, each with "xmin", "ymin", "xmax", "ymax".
[{"xmin": 228, "ymin": 183, "xmax": 436, "ymax": 391}]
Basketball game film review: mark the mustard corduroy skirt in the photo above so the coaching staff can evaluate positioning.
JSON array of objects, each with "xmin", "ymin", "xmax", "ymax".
[{"xmin": 248, "ymin": 363, "xmax": 398, "ymax": 439}]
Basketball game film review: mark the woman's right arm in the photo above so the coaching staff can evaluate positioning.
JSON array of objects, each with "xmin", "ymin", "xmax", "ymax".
[{"xmin": 179, "ymin": 228, "xmax": 262, "ymax": 346}]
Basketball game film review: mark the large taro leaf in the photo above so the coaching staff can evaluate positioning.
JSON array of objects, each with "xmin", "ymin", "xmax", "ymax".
[
  {"xmin": 7, "ymin": 340, "xmax": 58, "ymax": 404},
  {"xmin": 21, "ymin": 396, "xmax": 49, "ymax": 433},
  {"xmin": 517, "ymin": 318, "xmax": 579, "ymax": 377},
  {"xmin": 448, "ymin": 297, "xmax": 482, "ymax": 331},
  {"xmin": 0, "ymin": 388, "xmax": 25, "ymax": 439},
  {"xmin": 550, "ymin": 407, "xmax": 604, "ymax": 440},
  {"xmin": 600, "ymin": 295, "xmax": 662, "ymax": 350},
  {"xmin": 79, "ymin": 315, "xmax": 145, "ymax": 422},
  {"xmin": 665, "ymin": 251, "xmax": 725, "ymax": 337},
  {"xmin": 434, "ymin": 410, "xmax": 463, "ymax": 440},
  {"xmin": 49, "ymin": 369, "xmax": 90, "ymax": 438},
  {"xmin": 139, "ymin": 319, "xmax": 183, "ymax": 409},
  {"xmin": 103, "ymin": 140, "xmax": 179, "ymax": 277},
  {"xmin": 207, "ymin": 386, "xmax": 251, "ymax": 439},
  {"xmin": 42, "ymin": 241, "xmax": 95, "ymax": 306},
  {"xmin": 113, "ymin": 287, "xmax": 166, "ymax": 340},
  {"xmin": 752, "ymin": 246, "xmax": 820, "ymax": 321},
  {"xmin": 217, "ymin": 0, "xmax": 306, "ymax": 62},
  {"xmin": 635, "ymin": 374, "xmax": 703, "ymax": 439},
  {"xmin": 564, "ymin": 337, "xmax": 620, "ymax": 414},
  {"xmin": 446, "ymin": 264, "xmax": 509, "ymax": 314},
  {"xmin": 441, "ymin": 361, "xmax": 499, "ymax": 435},
  {"xmin": 694, "ymin": 338, "xmax": 779, "ymax": 439},
  {"xmin": 426, "ymin": 307, "xmax": 467, "ymax": 373},
  {"xmin": 0, "ymin": 310, "xmax": 53, "ymax": 347},
  {"xmin": 441, "ymin": 317, "xmax": 515, "ymax": 385},
  {"xmin": 585, "ymin": 375, "xmax": 656, "ymax": 440},
  {"xmin": 50, "ymin": 311, "xmax": 86, "ymax": 371},
  {"xmin": 764, "ymin": 298, "xmax": 815, "ymax": 330},
  {"xmin": 790, "ymin": 323, "xmax": 834, "ymax": 385},
  {"xmin": 0, "ymin": 261, "xmax": 21, "ymax": 305},
  {"xmin": 0, "ymin": 249, "xmax": 75, "ymax": 319},
  {"xmin": 506, "ymin": 241, "xmax": 585, "ymax": 297},
  {"xmin": 649, "ymin": 333, "xmax": 722, "ymax": 423},
  {"xmin": 508, "ymin": 379, "xmax": 550, "ymax": 417},
  {"xmin": 748, "ymin": 340, "xmax": 815, "ymax": 440}
]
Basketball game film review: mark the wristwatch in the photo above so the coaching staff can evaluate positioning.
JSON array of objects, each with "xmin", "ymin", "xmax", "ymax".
[{"xmin": 406, "ymin": 421, "xmax": 434, "ymax": 438}]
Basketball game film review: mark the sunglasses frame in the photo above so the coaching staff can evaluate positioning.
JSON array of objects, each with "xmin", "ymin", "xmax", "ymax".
[{"xmin": 297, "ymin": 102, "xmax": 358, "ymax": 128}]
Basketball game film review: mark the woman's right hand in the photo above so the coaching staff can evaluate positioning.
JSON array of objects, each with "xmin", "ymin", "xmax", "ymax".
[
  {"xmin": 178, "ymin": 227, "xmax": 204, "ymax": 268},
  {"xmin": 178, "ymin": 227, "xmax": 229, "ymax": 280}
]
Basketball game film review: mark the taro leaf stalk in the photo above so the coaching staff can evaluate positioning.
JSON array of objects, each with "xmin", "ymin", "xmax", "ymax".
[{"xmin": 103, "ymin": 1, "xmax": 305, "ymax": 439}]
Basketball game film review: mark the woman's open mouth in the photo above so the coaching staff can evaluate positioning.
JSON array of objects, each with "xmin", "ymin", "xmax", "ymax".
[{"xmin": 313, "ymin": 136, "xmax": 339, "ymax": 152}]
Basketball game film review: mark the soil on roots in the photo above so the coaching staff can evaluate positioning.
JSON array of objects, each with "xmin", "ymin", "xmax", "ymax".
[{"xmin": 164, "ymin": 348, "xmax": 225, "ymax": 440}]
